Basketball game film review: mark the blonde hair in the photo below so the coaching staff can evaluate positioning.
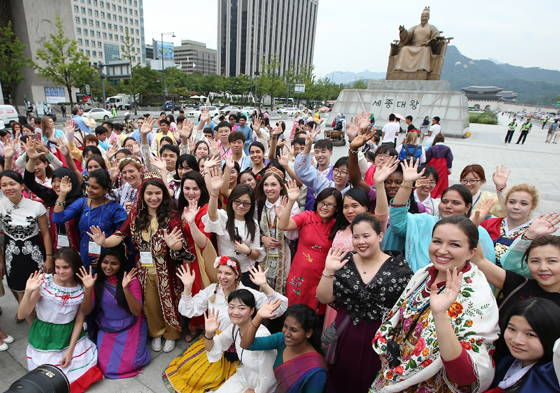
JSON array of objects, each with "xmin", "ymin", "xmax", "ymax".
[
  {"xmin": 118, "ymin": 157, "xmax": 143, "ymax": 172},
  {"xmin": 505, "ymin": 183, "xmax": 539, "ymax": 209},
  {"xmin": 41, "ymin": 116, "xmax": 53, "ymax": 138},
  {"xmin": 404, "ymin": 132, "xmax": 418, "ymax": 144},
  {"xmin": 208, "ymin": 258, "xmax": 241, "ymax": 303}
]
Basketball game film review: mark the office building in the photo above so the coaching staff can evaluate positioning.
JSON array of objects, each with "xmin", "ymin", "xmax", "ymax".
[
  {"xmin": 217, "ymin": 0, "xmax": 318, "ymax": 77},
  {"xmin": 174, "ymin": 40, "xmax": 217, "ymax": 75}
]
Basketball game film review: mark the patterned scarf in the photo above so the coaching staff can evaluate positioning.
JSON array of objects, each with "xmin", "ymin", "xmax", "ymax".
[{"xmin": 259, "ymin": 202, "xmax": 287, "ymax": 294}]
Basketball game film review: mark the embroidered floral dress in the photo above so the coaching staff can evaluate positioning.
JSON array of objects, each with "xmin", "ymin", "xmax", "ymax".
[
  {"xmin": 0, "ymin": 197, "xmax": 47, "ymax": 291},
  {"xmin": 372, "ymin": 263, "xmax": 500, "ymax": 393}
]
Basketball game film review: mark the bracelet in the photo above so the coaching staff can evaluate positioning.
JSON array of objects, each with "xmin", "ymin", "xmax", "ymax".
[
  {"xmin": 496, "ymin": 186, "xmax": 506, "ymax": 192},
  {"xmin": 322, "ymin": 270, "xmax": 335, "ymax": 279},
  {"xmin": 55, "ymin": 200, "xmax": 66, "ymax": 207},
  {"xmin": 523, "ymin": 233, "xmax": 535, "ymax": 241},
  {"xmin": 251, "ymin": 319, "xmax": 259, "ymax": 328},
  {"xmin": 348, "ymin": 149, "xmax": 359, "ymax": 154},
  {"xmin": 246, "ymin": 249, "xmax": 252, "ymax": 256},
  {"xmin": 204, "ymin": 334, "xmax": 214, "ymax": 340},
  {"xmin": 46, "ymin": 254, "xmax": 52, "ymax": 256},
  {"xmin": 210, "ymin": 191, "xmax": 219, "ymax": 198}
]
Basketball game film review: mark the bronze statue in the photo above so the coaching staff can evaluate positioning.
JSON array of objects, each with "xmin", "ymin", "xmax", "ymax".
[{"xmin": 386, "ymin": 7, "xmax": 453, "ymax": 80}]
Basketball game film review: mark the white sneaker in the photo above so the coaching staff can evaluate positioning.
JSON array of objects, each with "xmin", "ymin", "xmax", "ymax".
[
  {"xmin": 163, "ymin": 339, "xmax": 176, "ymax": 353},
  {"xmin": 151, "ymin": 336, "xmax": 162, "ymax": 352},
  {"xmin": 0, "ymin": 342, "xmax": 8, "ymax": 351},
  {"xmin": 2, "ymin": 335, "xmax": 14, "ymax": 344}
]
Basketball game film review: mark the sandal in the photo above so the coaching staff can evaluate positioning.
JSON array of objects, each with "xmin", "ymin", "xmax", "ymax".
[{"xmin": 184, "ymin": 329, "xmax": 202, "ymax": 343}]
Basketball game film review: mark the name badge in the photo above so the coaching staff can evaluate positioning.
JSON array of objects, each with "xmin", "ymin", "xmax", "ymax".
[
  {"xmin": 237, "ymin": 367, "xmax": 248, "ymax": 387},
  {"xmin": 268, "ymin": 248, "xmax": 279, "ymax": 258},
  {"xmin": 140, "ymin": 251, "xmax": 153, "ymax": 267},
  {"xmin": 88, "ymin": 241, "xmax": 101, "ymax": 256},
  {"xmin": 57, "ymin": 234, "xmax": 69, "ymax": 248}
]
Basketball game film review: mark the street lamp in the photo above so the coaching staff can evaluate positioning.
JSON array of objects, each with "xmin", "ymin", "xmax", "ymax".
[{"xmin": 161, "ymin": 31, "xmax": 175, "ymax": 108}]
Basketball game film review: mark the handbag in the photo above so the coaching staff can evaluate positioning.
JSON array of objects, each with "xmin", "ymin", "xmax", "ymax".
[{"xmin": 321, "ymin": 314, "xmax": 350, "ymax": 365}]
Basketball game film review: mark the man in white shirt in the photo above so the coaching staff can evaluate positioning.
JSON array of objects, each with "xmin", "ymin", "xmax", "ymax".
[
  {"xmin": 381, "ymin": 113, "xmax": 400, "ymax": 146},
  {"xmin": 424, "ymin": 116, "xmax": 441, "ymax": 147}
]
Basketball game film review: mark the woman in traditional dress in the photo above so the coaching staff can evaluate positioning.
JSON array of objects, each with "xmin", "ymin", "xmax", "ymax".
[
  {"xmin": 24, "ymin": 140, "xmax": 83, "ymax": 252},
  {"xmin": 88, "ymin": 175, "xmax": 195, "ymax": 354},
  {"xmin": 203, "ymin": 289, "xmax": 277, "ymax": 393},
  {"xmin": 77, "ymin": 245, "xmax": 150, "ymax": 378},
  {"xmin": 17, "ymin": 248, "xmax": 103, "ymax": 392},
  {"xmin": 240, "ymin": 303, "xmax": 328, "ymax": 393},
  {"xmin": 459, "ymin": 164, "xmax": 509, "ymax": 219},
  {"xmin": 484, "ymin": 298, "xmax": 560, "ymax": 393},
  {"xmin": 479, "ymin": 183, "xmax": 538, "ymax": 264},
  {"xmin": 0, "ymin": 170, "xmax": 53, "ymax": 325},
  {"xmin": 317, "ymin": 213, "xmax": 413, "ymax": 393},
  {"xmin": 372, "ymin": 216, "xmax": 500, "ymax": 393},
  {"xmin": 178, "ymin": 170, "xmax": 217, "ymax": 342},
  {"xmin": 163, "ymin": 256, "xmax": 288, "ymax": 393},
  {"xmin": 278, "ymin": 180, "xmax": 342, "ymax": 316},
  {"xmin": 115, "ymin": 157, "xmax": 143, "ymax": 211},
  {"xmin": 53, "ymin": 168, "xmax": 127, "ymax": 269},
  {"xmin": 425, "ymin": 133, "xmax": 452, "ymax": 198},
  {"xmin": 255, "ymin": 169, "xmax": 299, "ymax": 295}
]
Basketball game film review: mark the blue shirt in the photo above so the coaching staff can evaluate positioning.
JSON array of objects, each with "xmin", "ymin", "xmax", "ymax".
[
  {"xmin": 132, "ymin": 128, "xmax": 152, "ymax": 145},
  {"xmin": 195, "ymin": 120, "xmax": 216, "ymax": 131},
  {"xmin": 237, "ymin": 124, "xmax": 253, "ymax": 155},
  {"xmin": 72, "ymin": 115, "xmax": 91, "ymax": 134}
]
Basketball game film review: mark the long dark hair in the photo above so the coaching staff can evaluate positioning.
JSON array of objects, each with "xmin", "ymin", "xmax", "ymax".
[
  {"xmin": 255, "ymin": 172, "xmax": 286, "ymax": 221},
  {"xmin": 178, "ymin": 171, "xmax": 209, "ymax": 211},
  {"xmin": 283, "ymin": 304, "xmax": 323, "ymax": 354},
  {"xmin": 135, "ymin": 178, "xmax": 177, "ymax": 230},
  {"xmin": 432, "ymin": 215, "xmax": 479, "ymax": 250},
  {"xmin": 54, "ymin": 247, "xmax": 83, "ymax": 283},
  {"xmin": 174, "ymin": 154, "xmax": 199, "ymax": 180},
  {"xmin": 522, "ymin": 235, "xmax": 560, "ymax": 271},
  {"xmin": 441, "ymin": 184, "xmax": 473, "ymax": 216},
  {"xmin": 329, "ymin": 188, "xmax": 369, "ymax": 240},
  {"xmin": 226, "ymin": 184, "xmax": 256, "ymax": 242},
  {"xmin": 313, "ymin": 187, "xmax": 342, "ymax": 216},
  {"xmin": 93, "ymin": 245, "xmax": 130, "ymax": 315}
]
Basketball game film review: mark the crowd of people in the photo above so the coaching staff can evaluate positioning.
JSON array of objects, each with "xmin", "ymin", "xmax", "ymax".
[{"xmin": 0, "ymin": 106, "xmax": 559, "ymax": 393}]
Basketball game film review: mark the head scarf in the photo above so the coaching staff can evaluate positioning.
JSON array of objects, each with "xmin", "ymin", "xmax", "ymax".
[{"xmin": 38, "ymin": 167, "xmax": 83, "ymax": 207}]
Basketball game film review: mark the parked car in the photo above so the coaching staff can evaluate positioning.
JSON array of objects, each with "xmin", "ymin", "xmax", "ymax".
[
  {"xmin": 220, "ymin": 106, "xmax": 240, "ymax": 116},
  {"xmin": 241, "ymin": 107, "xmax": 257, "ymax": 114},
  {"xmin": 0, "ymin": 105, "xmax": 20, "ymax": 128},
  {"xmin": 162, "ymin": 101, "xmax": 181, "ymax": 111},
  {"xmin": 278, "ymin": 107, "xmax": 299, "ymax": 116},
  {"xmin": 0, "ymin": 119, "xmax": 5, "ymax": 130},
  {"xmin": 84, "ymin": 108, "xmax": 113, "ymax": 120},
  {"xmin": 185, "ymin": 106, "xmax": 220, "ymax": 119}
]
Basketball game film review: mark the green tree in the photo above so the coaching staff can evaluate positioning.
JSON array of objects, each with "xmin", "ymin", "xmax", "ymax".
[
  {"xmin": 35, "ymin": 15, "xmax": 93, "ymax": 107},
  {"xmin": 119, "ymin": 64, "xmax": 162, "ymax": 106},
  {"xmin": 258, "ymin": 55, "xmax": 284, "ymax": 109},
  {"xmin": 0, "ymin": 21, "xmax": 34, "ymax": 106},
  {"xmin": 350, "ymin": 79, "xmax": 368, "ymax": 89},
  {"xmin": 119, "ymin": 27, "xmax": 139, "ymax": 114}
]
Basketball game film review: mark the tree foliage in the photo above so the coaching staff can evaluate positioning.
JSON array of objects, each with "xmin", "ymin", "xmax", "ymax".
[
  {"xmin": 0, "ymin": 21, "xmax": 34, "ymax": 104},
  {"xmin": 119, "ymin": 27, "xmax": 139, "ymax": 114},
  {"xmin": 35, "ymin": 15, "xmax": 94, "ymax": 107}
]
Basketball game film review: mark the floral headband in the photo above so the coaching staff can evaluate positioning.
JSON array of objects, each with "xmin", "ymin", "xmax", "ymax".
[
  {"xmin": 213, "ymin": 256, "xmax": 237, "ymax": 270},
  {"xmin": 265, "ymin": 166, "xmax": 285, "ymax": 181}
]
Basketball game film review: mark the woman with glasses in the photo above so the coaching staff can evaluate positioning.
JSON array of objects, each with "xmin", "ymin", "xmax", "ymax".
[
  {"xmin": 424, "ymin": 133, "xmax": 453, "ymax": 198},
  {"xmin": 413, "ymin": 165, "xmax": 440, "ymax": 216},
  {"xmin": 279, "ymin": 180, "xmax": 342, "ymax": 317},
  {"xmin": 203, "ymin": 166, "xmax": 265, "ymax": 289},
  {"xmin": 460, "ymin": 163, "xmax": 509, "ymax": 219}
]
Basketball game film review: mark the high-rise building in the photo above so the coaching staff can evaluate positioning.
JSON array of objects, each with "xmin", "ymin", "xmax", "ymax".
[
  {"xmin": 217, "ymin": 0, "xmax": 318, "ymax": 77},
  {"xmin": 174, "ymin": 40, "xmax": 217, "ymax": 75}
]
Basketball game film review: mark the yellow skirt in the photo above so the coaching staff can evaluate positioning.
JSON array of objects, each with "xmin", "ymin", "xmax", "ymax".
[{"xmin": 163, "ymin": 335, "xmax": 237, "ymax": 393}]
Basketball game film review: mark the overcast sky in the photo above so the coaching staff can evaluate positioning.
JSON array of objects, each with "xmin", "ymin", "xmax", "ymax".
[{"xmin": 143, "ymin": 0, "xmax": 559, "ymax": 78}]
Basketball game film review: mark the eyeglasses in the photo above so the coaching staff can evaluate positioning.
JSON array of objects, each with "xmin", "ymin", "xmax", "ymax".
[
  {"xmin": 423, "ymin": 181, "xmax": 436, "ymax": 187},
  {"xmin": 460, "ymin": 179, "xmax": 481, "ymax": 185},
  {"xmin": 318, "ymin": 201, "xmax": 337, "ymax": 210},
  {"xmin": 333, "ymin": 169, "xmax": 349, "ymax": 176},
  {"xmin": 232, "ymin": 199, "xmax": 252, "ymax": 208},
  {"xmin": 376, "ymin": 154, "xmax": 391, "ymax": 159}
]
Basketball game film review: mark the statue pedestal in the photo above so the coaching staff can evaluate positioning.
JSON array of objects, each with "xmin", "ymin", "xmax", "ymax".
[{"xmin": 328, "ymin": 80, "xmax": 469, "ymax": 138}]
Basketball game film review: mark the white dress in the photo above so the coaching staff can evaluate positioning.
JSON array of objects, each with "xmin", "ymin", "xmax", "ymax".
[
  {"xmin": 207, "ymin": 324, "xmax": 277, "ymax": 393},
  {"xmin": 202, "ymin": 209, "xmax": 266, "ymax": 273},
  {"xmin": 178, "ymin": 281, "xmax": 289, "ymax": 329}
]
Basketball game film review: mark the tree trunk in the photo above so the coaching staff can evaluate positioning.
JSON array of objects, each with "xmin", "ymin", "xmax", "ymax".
[
  {"xmin": 133, "ymin": 94, "xmax": 137, "ymax": 115},
  {"xmin": 67, "ymin": 85, "xmax": 74, "ymax": 108}
]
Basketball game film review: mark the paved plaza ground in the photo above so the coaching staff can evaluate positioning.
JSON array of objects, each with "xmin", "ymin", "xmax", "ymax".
[{"xmin": 0, "ymin": 114, "xmax": 559, "ymax": 392}]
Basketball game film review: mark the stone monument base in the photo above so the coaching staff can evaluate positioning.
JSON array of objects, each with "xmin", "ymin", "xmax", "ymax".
[{"xmin": 327, "ymin": 80, "xmax": 469, "ymax": 138}]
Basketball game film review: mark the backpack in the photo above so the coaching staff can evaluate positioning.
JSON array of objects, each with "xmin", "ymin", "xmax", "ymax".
[
  {"xmin": 399, "ymin": 144, "xmax": 422, "ymax": 161},
  {"xmin": 333, "ymin": 119, "xmax": 343, "ymax": 130}
]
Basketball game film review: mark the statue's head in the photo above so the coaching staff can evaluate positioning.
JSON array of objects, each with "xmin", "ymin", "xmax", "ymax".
[{"xmin": 421, "ymin": 7, "xmax": 430, "ymax": 26}]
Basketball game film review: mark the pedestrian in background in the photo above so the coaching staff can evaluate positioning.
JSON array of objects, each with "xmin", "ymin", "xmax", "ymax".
[{"xmin": 505, "ymin": 118, "xmax": 517, "ymax": 143}]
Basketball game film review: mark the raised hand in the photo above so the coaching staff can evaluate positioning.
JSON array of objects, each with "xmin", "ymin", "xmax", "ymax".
[
  {"xmin": 224, "ymin": 154, "xmax": 235, "ymax": 169},
  {"xmin": 286, "ymin": 179, "xmax": 300, "ymax": 202},
  {"xmin": 358, "ymin": 111, "xmax": 371, "ymax": 130},
  {"xmin": 204, "ymin": 308, "xmax": 221, "ymax": 335},
  {"xmin": 273, "ymin": 195, "xmax": 288, "ymax": 219},
  {"xmin": 25, "ymin": 271, "xmax": 45, "ymax": 292},
  {"xmin": 163, "ymin": 227, "xmax": 183, "ymax": 248},
  {"xmin": 182, "ymin": 200, "xmax": 200, "ymax": 224},
  {"xmin": 492, "ymin": 165, "xmax": 510, "ymax": 190},
  {"xmin": 401, "ymin": 158, "xmax": 424, "ymax": 184},
  {"xmin": 199, "ymin": 107, "xmax": 210, "ymax": 125},
  {"xmin": 430, "ymin": 267, "xmax": 463, "ymax": 317},
  {"xmin": 87, "ymin": 225, "xmax": 107, "ymax": 246},
  {"xmin": 345, "ymin": 115, "xmax": 360, "ymax": 141},
  {"xmin": 324, "ymin": 247, "xmax": 349, "ymax": 275},
  {"xmin": 55, "ymin": 137, "xmax": 70, "ymax": 156},
  {"xmin": 306, "ymin": 125, "xmax": 319, "ymax": 145},
  {"xmin": 122, "ymin": 268, "xmax": 137, "ymax": 290},
  {"xmin": 374, "ymin": 156, "xmax": 399, "ymax": 185},
  {"xmin": 278, "ymin": 147, "xmax": 289, "ymax": 168},
  {"xmin": 252, "ymin": 118, "xmax": 263, "ymax": 132},
  {"xmin": 106, "ymin": 143, "xmax": 119, "ymax": 160},
  {"xmin": 181, "ymin": 119, "xmax": 194, "ymax": 139},
  {"xmin": 141, "ymin": 116, "xmax": 155, "ymax": 135},
  {"xmin": 176, "ymin": 264, "xmax": 196, "ymax": 287},
  {"xmin": 59, "ymin": 176, "xmax": 73, "ymax": 196},
  {"xmin": 207, "ymin": 139, "xmax": 220, "ymax": 156},
  {"xmin": 23, "ymin": 139, "xmax": 40, "ymax": 160},
  {"xmin": 3, "ymin": 138, "xmax": 15, "ymax": 159},
  {"xmin": 65, "ymin": 119, "xmax": 75, "ymax": 133},
  {"xmin": 470, "ymin": 198, "xmax": 494, "ymax": 227},
  {"xmin": 149, "ymin": 156, "xmax": 167, "ymax": 173},
  {"xmin": 248, "ymin": 265, "xmax": 269, "ymax": 287},
  {"xmin": 349, "ymin": 126, "xmax": 376, "ymax": 151},
  {"xmin": 109, "ymin": 160, "xmax": 120, "ymax": 181},
  {"xmin": 76, "ymin": 266, "xmax": 97, "ymax": 290},
  {"xmin": 209, "ymin": 165, "xmax": 224, "ymax": 192},
  {"xmin": 256, "ymin": 298, "xmax": 283, "ymax": 320},
  {"xmin": 525, "ymin": 213, "xmax": 560, "ymax": 240},
  {"xmin": 188, "ymin": 135, "xmax": 196, "ymax": 152}
]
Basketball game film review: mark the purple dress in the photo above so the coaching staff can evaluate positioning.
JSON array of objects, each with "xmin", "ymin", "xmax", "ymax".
[{"xmin": 94, "ymin": 279, "xmax": 151, "ymax": 378}]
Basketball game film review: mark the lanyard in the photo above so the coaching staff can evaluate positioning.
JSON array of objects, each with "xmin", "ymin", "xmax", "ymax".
[
  {"xmin": 234, "ymin": 327, "xmax": 245, "ymax": 365},
  {"xmin": 264, "ymin": 205, "xmax": 277, "ymax": 239}
]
